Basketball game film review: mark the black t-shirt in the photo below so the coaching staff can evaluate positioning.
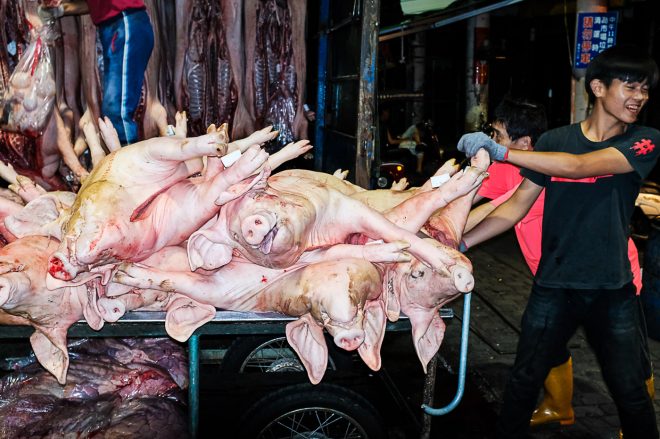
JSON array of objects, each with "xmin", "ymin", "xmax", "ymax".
[{"xmin": 521, "ymin": 123, "xmax": 660, "ymax": 289}]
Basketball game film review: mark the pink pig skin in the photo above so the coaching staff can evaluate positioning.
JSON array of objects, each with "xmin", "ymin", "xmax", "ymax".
[
  {"xmin": 116, "ymin": 249, "xmax": 385, "ymax": 385},
  {"xmin": 48, "ymin": 125, "xmax": 274, "ymax": 281},
  {"xmin": 0, "ymin": 236, "xmax": 105, "ymax": 384},
  {"xmin": 186, "ymin": 167, "xmax": 485, "ymax": 275},
  {"xmin": 4, "ymin": 191, "xmax": 76, "ymax": 240}
]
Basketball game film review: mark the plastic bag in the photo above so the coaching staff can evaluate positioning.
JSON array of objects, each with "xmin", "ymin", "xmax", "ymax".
[{"xmin": 0, "ymin": 24, "xmax": 56, "ymax": 137}]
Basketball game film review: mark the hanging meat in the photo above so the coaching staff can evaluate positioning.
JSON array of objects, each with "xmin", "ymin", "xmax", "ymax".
[{"xmin": 244, "ymin": 0, "xmax": 308, "ymax": 151}]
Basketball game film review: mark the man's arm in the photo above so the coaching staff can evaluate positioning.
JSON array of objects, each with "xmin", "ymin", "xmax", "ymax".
[
  {"xmin": 458, "ymin": 132, "xmax": 635, "ymax": 178},
  {"xmin": 464, "ymin": 201, "xmax": 496, "ymax": 233},
  {"xmin": 462, "ymin": 178, "xmax": 543, "ymax": 249},
  {"xmin": 61, "ymin": 0, "xmax": 89, "ymax": 15},
  {"xmin": 39, "ymin": 0, "xmax": 89, "ymax": 18},
  {"xmin": 506, "ymin": 147, "xmax": 634, "ymax": 179}
]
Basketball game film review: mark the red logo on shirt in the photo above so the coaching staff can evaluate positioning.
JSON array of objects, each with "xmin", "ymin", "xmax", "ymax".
[
  {"xmin": 630, "ymin": 138, "xmax": 655, "ymax": 156},
  {"xmin": 551, "ymin": 175, "xmax": 613, "ymax": 183}
]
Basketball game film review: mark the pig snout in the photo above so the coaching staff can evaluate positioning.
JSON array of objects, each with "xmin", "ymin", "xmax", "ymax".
[
  {"xmin": 241, "ymin": 214, "xmax": 274, "ymax": 246},
  {"xmin": 333, "ymin": 329, "xmax": 365, "ymax": 351},
  {"xmin": 451, "ymin": 265, "xmax": 474, "ymax": 293},
  {"xmin": 48, "ymin": 252, "xmax": 79, "ymax": 281},
  {"xmin": 97, "ymin": 297, "xmax": 126, "ymax": 322}
]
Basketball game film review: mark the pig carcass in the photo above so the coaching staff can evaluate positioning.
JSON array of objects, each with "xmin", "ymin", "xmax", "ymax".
[
  {"xmin": 48, "ymin": 125, "xmax": 277, "ymax": 281},
  {"xmin": 0, "ymin": 236, "xmax": 105, "ymax": 384},
  {"xmin": 186, "ymin": 164, "xmax": 486, "ymax": 279},
  {"xmin": 115, "ymin": 158, "xmax": 488, "ymax": 382}
]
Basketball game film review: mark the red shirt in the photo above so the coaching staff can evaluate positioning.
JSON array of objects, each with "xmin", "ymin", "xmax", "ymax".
[
  {"xmin": 86, "ymin": 0, "xmax": 145, "ymax": 25},
  {"xmin": 478, "ymin": 162, "xmax": 545, "ymax": 275},
  {"xmin": 477, "ymin": 161, "xmax": 642, "ymax": 293}
]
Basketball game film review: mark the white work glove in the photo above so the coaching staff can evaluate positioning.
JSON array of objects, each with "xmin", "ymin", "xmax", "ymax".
[
  {"xmin": 37, "ymin": 5, "xmax": 64, "ymax": 23},
  {"xmin": 457, "ymin": 132, "xmax": 508, "ymax": 161}
]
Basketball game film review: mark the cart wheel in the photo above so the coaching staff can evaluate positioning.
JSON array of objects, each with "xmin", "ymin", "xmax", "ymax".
[
  {"xmin": 237, "ymin": 383, "xmax": 387, "ymax": 439},
  {"xmin": 220, "ymin": 335, "xmax": 353, "ymax": 373}
]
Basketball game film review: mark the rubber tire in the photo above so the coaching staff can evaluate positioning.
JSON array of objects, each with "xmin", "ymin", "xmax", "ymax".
[
  {"xmin": 237, "ymin": 383, "xmax": 387, "ymax": 439},
  {"xmin": 220, "ymin": 335, "xmax": 353, "ymax": 374}
]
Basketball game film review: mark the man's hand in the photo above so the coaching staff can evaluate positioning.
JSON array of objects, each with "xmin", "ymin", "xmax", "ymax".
[
  {"xmin": 37, "ymin": 5, "xmax": 64, "ymax": 23},
  {"xmin": 457, "ymin": 132, "xmax": 508, "ymax": 161}
]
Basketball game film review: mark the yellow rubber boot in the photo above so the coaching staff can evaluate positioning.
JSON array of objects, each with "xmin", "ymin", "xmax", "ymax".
[
  {"xmin": 646, "ymin": 374, "xmax": 655, "ymax": 400},
  {"xmin": 618, "ymin": 374, "xmax": 654, "ymax": 439},
  {"xmin": 530, "ymin": 357, "xmax": 575, "ymax": 427}
]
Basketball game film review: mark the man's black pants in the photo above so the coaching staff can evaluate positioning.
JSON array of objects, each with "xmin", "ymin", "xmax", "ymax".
[{"xmin": 496, "ymin": 282, "xmax": 658, "ymax": 438}]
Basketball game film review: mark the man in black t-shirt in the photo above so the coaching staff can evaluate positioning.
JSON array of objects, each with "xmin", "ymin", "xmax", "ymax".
[{"xmin": 459, "ymin": 45, "xmax": 660, "ymax": 438}]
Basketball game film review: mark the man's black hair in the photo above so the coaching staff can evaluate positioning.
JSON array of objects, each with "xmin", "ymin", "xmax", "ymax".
[
  {"xmin": 585, "ymin": 44, "xmax": 659, "ymax": 101},
  {"xmin": 493, "ymin": 97, "xmax": 547, "ymax": 145}
]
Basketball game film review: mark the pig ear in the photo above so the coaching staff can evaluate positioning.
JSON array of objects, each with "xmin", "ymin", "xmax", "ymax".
[
  {"xmin": 214, "ymin": 167, "xmax": 269, "ymax": 206},
  {"xmin": 285, "ymin": 314, "xmax": 328, "ymax": 385},
  {"xmin": 357, "ymin": 300, "xmax": 386, "ymax": 371},
  {"xmin": 383, "ymin": 274, "xmax": 401, "ymax": 322},
  {"xmin": 81, "ymin": 284, "xmax": 104, "ymax": 331},
  {"xmin": 187, "ymin": 230, "xmax": 233, "ymax": 271},
  {"xmin": 30, "ymin": 327, "xmax": 69, "ymax": 385},
  {"xmin": 406, "ymin": 306, "xmax": 446, "ymax": 373},
  {"xmin": 4, "ymin": 195, "xmax": 63, "ymax": 239},
  {"xmin": 165, "ymin": 296, "xmax": 216, "ymax": 342}
]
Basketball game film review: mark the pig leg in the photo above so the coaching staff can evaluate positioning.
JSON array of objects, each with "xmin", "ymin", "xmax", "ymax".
[
  {"xmin": 228, "ymin": 126, "xmax": 278, "ymax": 153},
  {"xmin": 98, "ymin": 116, "xmax": 122, "ymax": 152},
  {"xmin": 0, "ymin": 162, "xmax": 46, "ymax": 203},
  {"xmin": 335, "ymin": 196, "xmax": 456, "ymax": 274},
  {"xmin": 9, "ymin": 176, "xmax": 47, "ymax": 204},
  {"xmin": 423, "ymin": 149, "xmax": 491, "ymax": 247},
  {"xmin": 51, "ymin": 109, "xmax": 89, "ymax": 180},
  {"xmin": 81, "ymin": 117, "xmax": 107, "ymax": 168},
  {"xmin": 415, "ymin": 158, "xmax": 460, "ymax": 192},
  {"xmin": 174, "ymin": 111, "xmax": 188, "ymax": 138},
  {"xmin": 383, "ymin": 165, "xmax": 487, "ymax": 233},
  {"xmin": 391, "ymin": 178, "xmax": 409, "ymax": 191},
  {"xmin": 333, "ymin": 169, "xmax": 349, "ymax": 180},
  {"xmin": 299, "ymin": 241, "xmax": 411, "ymax": 264},
  {"xmin": 267, "ymin": 140, "xmax": 312, "ymax": 170}
]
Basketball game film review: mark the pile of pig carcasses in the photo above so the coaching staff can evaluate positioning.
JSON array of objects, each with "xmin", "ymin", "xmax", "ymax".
[
  {"xmin": 0, "ymin": 0, "xmax": 309, "ymax": 192},
  {"xmin": 0, "ymin": 115, "xmax": 489, "ymax": 386}
]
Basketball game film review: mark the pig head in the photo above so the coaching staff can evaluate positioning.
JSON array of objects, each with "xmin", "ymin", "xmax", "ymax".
[
  {"xmin": 0, "ymin": 236, "xmax": 105, "ymax": 384},
  {"xmin": 383, "ymin": 240, "xmax": 473, "ymax": 373}
]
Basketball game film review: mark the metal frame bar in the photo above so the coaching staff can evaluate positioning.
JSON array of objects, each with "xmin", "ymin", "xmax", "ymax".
[
  {"xmin": 355, "ymin": 0, "xmax": 380, "ymax": 187},
  {"xmin": 379, "ymin": 0, "xmax": 526, "ymax": 42},
  {"xmin": 422, "ymin": 293, "xmax": 472, "ymax": 416},
  {"xmin": 314, "ymin": 0, "xmax": 330, "ymax": 171},
  {"xmin": 0, "ymin": 309, "xmax": 445, "ymax": 438}
]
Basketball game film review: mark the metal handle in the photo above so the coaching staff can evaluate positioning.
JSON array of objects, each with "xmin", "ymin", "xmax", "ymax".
[{"xmin": 422, "ymin": 292, "xmax": 471, "ymax": 416}]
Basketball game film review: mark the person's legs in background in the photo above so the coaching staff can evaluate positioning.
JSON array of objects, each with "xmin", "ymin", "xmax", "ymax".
[{"xmin": 99, "ymin": 10, "xmax": 154, "ymax": 145}]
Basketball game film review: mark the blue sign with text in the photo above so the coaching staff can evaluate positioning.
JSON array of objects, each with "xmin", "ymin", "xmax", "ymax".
[{"xmin": 574, "ymin": 12, "xmax": 618, "ymax": 69}]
